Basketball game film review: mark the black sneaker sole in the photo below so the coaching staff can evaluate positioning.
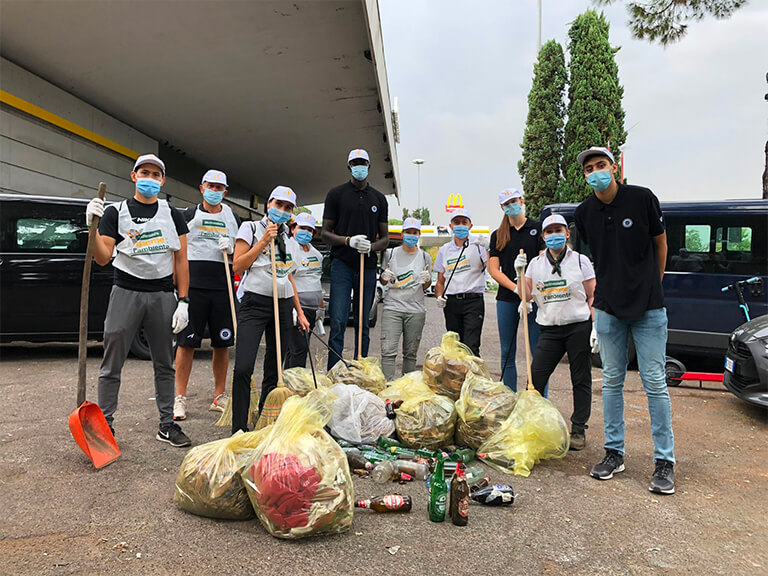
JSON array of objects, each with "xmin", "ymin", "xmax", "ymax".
[
  {"xmin": 155, "ymin": 433, "xmax": 191, "ymax": 447},
  {"xmin": 591, "ymin": 463, "xmax": 625, "ymax": 480},
  {"xmin": 172, "ymin": 415, "xmax": 186, "ymax": 421},
  {"xmin": 649, "ymin": 484, "xmax": 675, "ymax": 495}
]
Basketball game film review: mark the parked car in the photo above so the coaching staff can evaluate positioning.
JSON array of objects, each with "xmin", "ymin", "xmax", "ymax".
[
  {"xmin": 723, "ymin": 314, "xmax": 768, "ymax": 408},
  {"xmin": 541, "ymin": 199, "xmax": 768, "ymax": 364},
  {"xmin": 0, "ymin": 193, "xmax": 154, "ymax": 358}
]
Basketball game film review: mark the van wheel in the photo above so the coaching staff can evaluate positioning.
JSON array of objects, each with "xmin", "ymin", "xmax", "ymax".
[
  {"xmin": 590, "ymin": 335, "xmax": 637, "ymax": 369},
  {"xmin": 129, "ymin": 326, "xmax": 177, "ymax": 360}
]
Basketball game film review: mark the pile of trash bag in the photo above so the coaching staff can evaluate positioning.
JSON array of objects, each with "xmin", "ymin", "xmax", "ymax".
[
  {"xmin": 394, "ymin": 387, "xmax": 456, "ymax": 451},
  {"xmin": 283, "ymin": 367, "xmax": 331, "ymax": 397},
  {"xmin": 328, "ymin": 357, "xmax": 386, "ymax": 395},
  {"xmin": 240, "ymin": 389, "xmax": 354, "ymax": 539},
  {"xmin": 455, "ymin": 372, "xmax": 518, "ymax": 449},
  {"xmin": 423, "ymin": 332, "xmax": 491, "ymax": 401},
  {"xmin": 174, "ymin": 427, "xmax": 272, "ymax": 520},
  {"xmin": 328, "ymin": 383, "xmax": 395, "ymax": 445},
  {"xmin": 478, "ymin": 389, "xmax": 569, "ymax": 477},
  {"xmin": 378, "ymin": 371, "xmax": 432, "ymax": 404}
]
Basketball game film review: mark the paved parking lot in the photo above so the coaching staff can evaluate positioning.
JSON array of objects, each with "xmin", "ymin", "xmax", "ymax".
[{"xmin": 1, "ymin": 294, "xmax": 766, "ymax": 575}]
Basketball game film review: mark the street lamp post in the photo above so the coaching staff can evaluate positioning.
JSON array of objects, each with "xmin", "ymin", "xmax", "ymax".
[{"xmin": 412, "ymin": 158, "xmax": 425, "ymax": 211}]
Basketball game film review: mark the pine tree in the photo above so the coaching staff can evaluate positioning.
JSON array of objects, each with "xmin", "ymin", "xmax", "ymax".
[
  {"xmin": 560, "ymin": 10, "xmax": 626, "ymax": 203},
  {"xmin": 518, "ymin": 40, "xmax": 567, "ymax": 218}
]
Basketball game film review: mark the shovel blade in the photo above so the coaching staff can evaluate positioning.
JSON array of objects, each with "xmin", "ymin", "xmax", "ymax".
[{"xmin": 68, "ymin": 401, "xmax": 120, "ymax": 468}]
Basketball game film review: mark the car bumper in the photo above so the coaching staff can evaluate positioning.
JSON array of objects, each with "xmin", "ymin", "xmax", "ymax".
[{"xmin": 723, "ymin": 340, "xmax": 768, "ymax": 408}]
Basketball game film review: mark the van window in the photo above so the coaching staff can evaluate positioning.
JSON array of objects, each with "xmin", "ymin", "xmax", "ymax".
[
  {"xmin": 715, "ymin": 227, "xmax": 752, "ymax": 253},
  {"xmin": 16, "ymin": 218, "xmax": 83, "ymax": 252},
  {"xmin": 684, "ymin": 225, "xmax": 711, "ymax": 253}
]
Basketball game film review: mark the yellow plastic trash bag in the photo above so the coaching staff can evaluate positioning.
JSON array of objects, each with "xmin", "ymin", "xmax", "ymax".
[
  {"xmin": 423, "ymin": 332, "xmax": 491, "ymax": 401},
  {"xmin": 173, "ymin": 427, "xmax": 272, "ymax": 519},
  {"xmin": 328, "ymin": 357, "xmax": 386, "ymax": 395},
  {"xmin": 455, "ymin": 372, "xmax": 518, "ymax": 449},
  {"xmin": 395, "ymin": 388, "xmax": 457, "ymax": 450},
  {"xmin": 240, "ymin": 389, "xmax": 354, "ymax": 539},
  {"xmin": 283, "ymin": 367, "xmax": 331, "ymax": 397},
  {"xmin": 477, "ymin": 389, "xmax": 569, "ymax": 477},
  {"xmin": 378, "ymin": 371, "xmax": 432, "ymax": 404}
]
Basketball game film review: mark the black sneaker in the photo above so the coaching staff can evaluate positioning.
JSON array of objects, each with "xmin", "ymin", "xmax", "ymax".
[
  {"xmin": 649, "ymin": 460, "xmax": 675, "ymax": 495},
  {"xmin": 569, "ymin": 431, "xmax": 586, "ymax": 451},
  {"xmin": 590, "ymin": 449, "xmax": 625, "ymax": 480},
  {"xmin": 156, "ymin": 422, "xmax": 191, "ymax": 447}
]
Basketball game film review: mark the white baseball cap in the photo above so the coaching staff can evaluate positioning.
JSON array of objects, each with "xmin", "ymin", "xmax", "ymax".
[
  {"xmin": 402, "ymin": 217, "xmax": 421, "ymax": 231},
  {"xmin": 268, "ymin": 185, "xmax": 297, "ymax": 206},
  {"xmin": 201, "ymin": 169, "xmax": 228, "ymax": 186},
  {"xmin": 133, "ymin": 153, "xmax": 165, "ymax": 175},
  {"xmin": 450, "ymin": 208, "xmax": 472, "ymax": 223},
  {"xmin": 577, "ymin": 146, "xmax": 615, "ymax": 166},
  {"xmin": 294, "ymin": 213, "xmax": 316, "ymax": 229},
  {"xmin": 347, "ymin": 149, "xmax": 370, "ymax": 164},
  {"xmin": 498, "ymin": 188, "xmax": 522, "ymax": 205},
  {"xmin": 542, "ymin": 214, "xmax": 568, "ymax": 231}
]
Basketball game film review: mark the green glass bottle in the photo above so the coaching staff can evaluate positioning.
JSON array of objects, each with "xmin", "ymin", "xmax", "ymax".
[
  {"xmin": 376, "ymin": 436, "xmax": 403, "ymax": 450},
  {"xmin": 428, "ymin": 458, "xmax": 448, "ymax": 522},
  {"xmin": 361, "ymin": 450, "xmax": 397, "ymax": 464}
]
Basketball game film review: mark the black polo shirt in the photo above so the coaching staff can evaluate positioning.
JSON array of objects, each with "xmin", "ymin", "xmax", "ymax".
[
  {"xmin": 323, "ymin": 180, "xmax": 388, "ymax": 269},
  {"xmin": 574, "ymin": 183, "xmax": 665, "ymax": 318},
  {"xmin": 489, "ymin": 217, "xmax": 543, "ymax": 302}
]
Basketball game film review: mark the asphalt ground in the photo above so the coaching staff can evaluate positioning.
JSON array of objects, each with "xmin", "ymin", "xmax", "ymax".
[{"xmin": 1, "ymin": 294, "xmax": 766, "ymax": 576}]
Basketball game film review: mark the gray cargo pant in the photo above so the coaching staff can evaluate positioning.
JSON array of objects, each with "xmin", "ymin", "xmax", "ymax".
[
  {"xmin": 380, "ymin": 308, "xmax": 426, "ymax": 381},
  {"xmin": 98, "ymin": 286, "xmax": 177, "ymax": 426}
]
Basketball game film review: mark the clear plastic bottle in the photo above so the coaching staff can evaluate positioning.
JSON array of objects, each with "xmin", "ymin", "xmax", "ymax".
[
  {"xmin": 371, "ymin": 460, "xmax": 397, "ymax": 483},
  {"xmin": 395, "ymin": 459, "xmax": 429, "ymax": 481}
]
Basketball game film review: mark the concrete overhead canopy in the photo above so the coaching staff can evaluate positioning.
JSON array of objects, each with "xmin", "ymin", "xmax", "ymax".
[{"xmin": 0, "ymin": 0, "xmax": 399, "ymax": 207}]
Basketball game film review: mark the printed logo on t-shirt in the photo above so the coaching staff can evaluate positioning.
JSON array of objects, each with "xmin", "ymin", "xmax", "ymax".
[
  {"xmin": 274, "ymin": 253, "xmax": 294, "ymax": 277},
  {"xmin": 622, "ymin": 218, "xmax": 633, "ymax": 228},
  {"xmin": 371, "ymin": 205, "xmax": 378, "ymax": 213},
  {"xmin": 394, "ymin": 269, "xmax": 415, "ymax": 288},
  {"xmin": 198, "ymin": 218, "xmax": 228, "ymax": 240},
  {"xmin": 445, "ymin": 254, "xmax": 470, "ymax": 274},
  {"xmin": 530, "ymin": 229, "xmax": 538, "ymax": 236},
  {"xmin": 536, "ymin": 278, "xmax": 571, "ymax": 304},
  {"xmin": 300, "ymin": 255, "xmax": 323, "ymax": 275},
  {"xmin": 129, "ymin": 229, "xmax": 170, "ymax": 254}
]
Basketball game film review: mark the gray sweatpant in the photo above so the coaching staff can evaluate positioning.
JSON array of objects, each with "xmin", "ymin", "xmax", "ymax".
[
  {"xmin": 380, "ymin": 308, "xmax": 426, "ymax": 381},
  {"xmin": 98, "ymin": 285, "xmax": 177, "ymax": 426}
]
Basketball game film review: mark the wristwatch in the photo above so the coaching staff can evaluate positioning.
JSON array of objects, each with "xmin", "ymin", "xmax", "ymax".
[{"xmin": 178, "ymin": 296, "xmax": 190, "ymax": 303}]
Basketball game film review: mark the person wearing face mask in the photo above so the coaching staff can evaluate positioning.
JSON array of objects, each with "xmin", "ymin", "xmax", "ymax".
[
  {"xmin": 285, "ymin": 212, "xmax": 325, "ymax": 369},
  {"xmin": 321, "ymin": 149, "xmax": 389, "ymax": 368},
  {"xmin": 488, "ymin": 188, "xmax": 544, "ymax": 391},
  {"xmin": 172, "ymin": 170, "xmax": 241, "ymax": 421},
  {"xmin": 84, "ymin": 154, "xmax": 192, "ymax": 447},
  {"xmin": 522, "ymin": 214, "xmax": 595, "ymax": 450},
  {"xmin": 573, "ymin": 146, "xmax": 675, "ymax": 495},
  {"xmin": 434, "ymin": 208, "xmax": 488, "ymax": 356},
  {"xmin": 231, "ymin": 186, "xmax": 311, "ymax": 433},
  {"xmin": 378, "ymin": 218, "xmax": 433, "ymax": 380}
]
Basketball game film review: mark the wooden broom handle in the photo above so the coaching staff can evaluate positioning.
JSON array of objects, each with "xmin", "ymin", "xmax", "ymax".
[
  {"xmin": 518, "ymin": 249, "xmax": 534, "ymax": 391},
  {"xmin": 222, "ymin": 250, "xmax": 237, "ymax": 337},
  {"xmin": 270, "ymin": 238, "xmax": 283, "ymax": 386},
  {"xmin": 358, "ymin": 252, "xmax": 364, "ymax": 360}
]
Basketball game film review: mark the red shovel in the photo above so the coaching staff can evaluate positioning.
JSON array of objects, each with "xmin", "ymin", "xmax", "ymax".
[{"xmin": 68, "ymin": 182, "xmax": 120, "ymax": 468}]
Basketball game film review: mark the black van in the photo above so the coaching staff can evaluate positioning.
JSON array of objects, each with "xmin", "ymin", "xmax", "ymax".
[
  {"xmin": 0, "ymin": 193, "xmax": 151, "ymax": 358},
  {"xmin": 541, "ymin": 199, "xmax": 768, "ymax": 359}
]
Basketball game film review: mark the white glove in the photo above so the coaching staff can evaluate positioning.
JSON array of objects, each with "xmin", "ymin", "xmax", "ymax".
[
  {"xmin": 590, "ymin": 326, "xmax": 600, "ymax": 354},
  {"xmin": 172, "ymin": 301, "xmax": 189, "ymax": 334},
  {"xmin": 514, "ymin": 252, "xmax": 528, "ymax": 273},
  {"xmin": 315, "ymin": 308, "xmax": 325, "ymax": 323},
  {"xmin": 471, "ymin": 234, "xmax": 490, "ymax": 249},
  {"xmin": 417, "ymin": 270, "xmax": 432, "ymax": 284},
  {"xmin": 349, "ymin": 234, "xmax": 371, "ymax": 254},
  {"xmin": 437, "ymin": 295, "xmax": 447, "ymax": 309},
  {"xmin": 85, "ymin": 197, "xmax": 105, "ymax": 226},
  {"xmin": 218, "ymin": 235, "xmax": 233, "ymax": 254},
  {"xmin": 518, "ymin": 300, "xmax": 533, "ymax": 318},
  {"xmin": 380, "ymin": 268, "xmax": 396, "ymax": 284}
]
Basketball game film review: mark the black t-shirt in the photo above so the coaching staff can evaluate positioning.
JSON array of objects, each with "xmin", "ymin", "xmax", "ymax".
[
  {"xmin": 181, "ymin": 205, "xmax": 242, "ymax": 291},
  {"xmin": 574, "ymin": 183, "xmax": 665, "ymax": 318},
  {"xmin": 98, "ymin": 198, "xmax": 188, "ymax": 292},
  {"xmin": 489, "ymin": 218, "xmax": 543, "ymax": 302},
  {"xmin": 322, "ymin": 181, "xmax": 388, "ymax": 269}
]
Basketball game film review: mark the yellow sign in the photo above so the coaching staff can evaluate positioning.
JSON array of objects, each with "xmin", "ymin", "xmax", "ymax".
[{"xmin": 445, "ymin": 194, "xmax": 464, "ymax": 212}]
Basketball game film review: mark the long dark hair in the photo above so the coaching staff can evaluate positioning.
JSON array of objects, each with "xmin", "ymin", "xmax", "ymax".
[{"xmin": 494, "ymin": 214, "xmax": 512, "ymax": 251}]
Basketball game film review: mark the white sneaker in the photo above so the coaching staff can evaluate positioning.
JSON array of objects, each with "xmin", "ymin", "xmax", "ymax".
[
  {"xmin": 173, "ymin": 395, "xmax": 187, "ymax": 420},
  {"xmin": 209, "ymin": 393, "xmax": 228, "ymax": 413}
]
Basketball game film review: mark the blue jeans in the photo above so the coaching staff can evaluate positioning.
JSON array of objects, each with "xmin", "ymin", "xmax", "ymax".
[
  {"xmin": 594, "ymin": 307, "xmax": 675, "ymax": 463},
  {"xmin": 497, "ymin": 300, "xmax": 544, "ymax": 394},
  {"xmin": 327, "ymin": 258, "xmax": 377, "ymax": 370}
]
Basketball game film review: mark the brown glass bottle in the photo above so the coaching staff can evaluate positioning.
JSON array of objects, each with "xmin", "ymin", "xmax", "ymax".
[
  {"xmin": 449, "ymin": 464, "xmax": 469, "ymax": 526},
  {"xmin": 355, "ymin": 494, "xmax": 413, "ymax": 513}
]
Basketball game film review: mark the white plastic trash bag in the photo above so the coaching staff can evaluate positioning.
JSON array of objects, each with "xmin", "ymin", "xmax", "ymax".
[{"xmin": 328, "ymin": 383, "xmax": 395, "ymax": 444}]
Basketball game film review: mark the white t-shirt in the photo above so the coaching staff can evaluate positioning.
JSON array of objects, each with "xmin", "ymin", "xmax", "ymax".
[
  {"xmin": 236, "ymin": 218, "xmax": 299, "ymax": 299},
  {"xmin": 381, "ymin": 246, "xmax": 432, "ymax": 314},
  {"xmin": 434, "ymin": 240, "xmax": 487, "ymax": 295},
  {"xmin": 525, "ymin": 248, "xmax": 595, "ymax": 326},
  {"xmin": 293, "ymin": 243, "xmax": 324, "ymax": 308}
]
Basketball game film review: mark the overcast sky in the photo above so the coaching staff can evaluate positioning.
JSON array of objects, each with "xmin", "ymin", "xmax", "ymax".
[{"xmin": 373, "ymin": 0, "xmax": 768, "ymax": 227}]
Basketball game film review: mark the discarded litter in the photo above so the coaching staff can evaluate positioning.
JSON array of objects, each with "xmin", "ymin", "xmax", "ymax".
[{"xmin": 355, "ymin": 494, "xmax": 412, "ymax": 513}]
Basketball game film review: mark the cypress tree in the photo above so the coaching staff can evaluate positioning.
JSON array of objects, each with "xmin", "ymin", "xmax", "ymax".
[
  {"xmin": 560, "ymin": 10, "xmax": 626, "ymax": 203},
  {"xmin": 518, "ymin": 40, "xmax": 567, "ymax": 218}
]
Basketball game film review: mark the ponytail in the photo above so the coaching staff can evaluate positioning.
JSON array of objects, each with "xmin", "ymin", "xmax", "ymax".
[{"xmin": 494, "ymin": 214, "xmax": 512, "ymax": 251}]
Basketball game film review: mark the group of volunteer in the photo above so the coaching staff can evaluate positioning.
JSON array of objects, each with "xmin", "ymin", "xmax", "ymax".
[{"xmin": 84, "ymin": 143, "xmax": 675, "ymax": 496}]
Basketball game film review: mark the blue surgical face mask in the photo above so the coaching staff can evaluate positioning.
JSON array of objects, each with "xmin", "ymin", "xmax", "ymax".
[
  {"xmin": 136, "ymin": 178, "xmax": 161, "ymax": 197},
  {"xmin": 203, "ymin": 189, "xmax": 224, "ymax": 205},
  {"xmin": 268, "ymin": 206, "xmax": 291, "ymax": 225},
  {"xmin": 402, "ymin": 233, "xmax": 419, "ymax": 247},
  {"xmin": 587, "ymin": 169, "xmax": 613, "ymax": 192},
  {"xmin": 503, "ymin": 202, "xmax": 522, "ymax": 217},
  {"xmin": 350, "ymin": 165, "xmax": 369, "ymax": 181},
  {"xmin": 295, "ymin": 229, "xmax": 313, "ymax": 245},
  {"xmin": 452, "ymin": 225, "xmax": 470, "ymax": 240},
  {"xmin": 545, "ymin": 233, "xmax": 567, "ymax": 250}
]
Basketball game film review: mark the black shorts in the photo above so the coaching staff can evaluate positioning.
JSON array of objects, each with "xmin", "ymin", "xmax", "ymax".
[{"xmin": 177, "ymin": 287, "xmax": 235, "ymax": 348}]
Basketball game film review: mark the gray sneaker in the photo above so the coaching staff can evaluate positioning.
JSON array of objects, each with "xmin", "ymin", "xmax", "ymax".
[
  {"xmin": 649, "ymin": 460, "xmax": 675, "ymax": 495},
  {"xmin": 569, "ymin": 431, "xmax": 586, "ymax": 451},
  {"xmin": 590, "ymin": 449, "xmax": 625, "ymax": 480},
  {"xmin": 173, "ymin": 395, "xmax": 187, "ymax": 421}
]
